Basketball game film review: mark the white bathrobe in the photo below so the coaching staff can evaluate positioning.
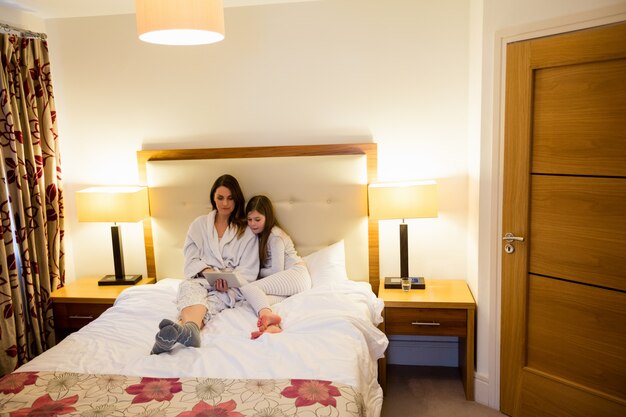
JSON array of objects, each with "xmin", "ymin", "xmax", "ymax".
[
  {"xmin": 179, "ymin": 211, "xmax": 260, "ymax": 320},
  {"xmin": 183, "ymin": 210, "xmax": 259, "ymax": 282}
]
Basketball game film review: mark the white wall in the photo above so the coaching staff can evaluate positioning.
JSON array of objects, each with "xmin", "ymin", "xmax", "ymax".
[
  {"xmin": 42, "ymin": 0, "xmax": 472, "ymax": 284},
  {"xmin": 0, "ymin": 5, "xmax": 45, "ymax": 32}
]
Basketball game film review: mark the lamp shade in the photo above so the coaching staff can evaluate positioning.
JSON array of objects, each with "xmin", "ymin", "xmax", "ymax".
[
  {"xmin": 368, "ymin": 181, "xmax": 438, "ymax": 220},
  {"xmin": 136, "ymin": 0, "xmax": 225, "ymax": 46},
  {"xmin": 76, "ymin": 187, "xmax": 150, "ymax": 223}
]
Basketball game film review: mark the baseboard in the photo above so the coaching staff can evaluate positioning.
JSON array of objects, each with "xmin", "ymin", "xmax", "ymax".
[
  {"xmin": 474, "ymin": 372, "xmax": 492, "ymax": 407},
  {"xmin": 386, "ymin": 336, "xmax": 459, "ymax": 367}
]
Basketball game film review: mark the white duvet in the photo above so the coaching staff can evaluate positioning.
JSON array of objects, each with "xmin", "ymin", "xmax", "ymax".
[{"xmin": 18, "ymin": 279, "xmax": 388, "ymax": 417}]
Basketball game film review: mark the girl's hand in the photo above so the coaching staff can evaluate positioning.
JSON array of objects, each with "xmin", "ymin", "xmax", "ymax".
[{"xmin": 215, "ymin": 278, "xmax": 229, "ymax": 292}]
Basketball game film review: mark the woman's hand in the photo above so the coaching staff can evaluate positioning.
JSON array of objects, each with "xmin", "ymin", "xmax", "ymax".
[{"xmin": 214, "ymin": 278, "xmax": 229, "ymax": 292}]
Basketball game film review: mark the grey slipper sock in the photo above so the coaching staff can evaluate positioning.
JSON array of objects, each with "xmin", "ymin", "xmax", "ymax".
[
  {"xmin": 178, "ymin": 322, "xmax": 201, "ymax": 348},
  {"xmin": 151, "ymin": 319, "xmax": 201, "ymax": 354},
  {"xmin": 159, "ymin": 318, "xmax": 176, "ymax": 329},
  {"xmin": 151, "ymin": 323, "xmax": 180, "ymax": 355}
]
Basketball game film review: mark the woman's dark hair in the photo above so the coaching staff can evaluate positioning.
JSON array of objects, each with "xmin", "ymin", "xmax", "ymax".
[
  {"xmin": 210, "ymin": 174, "xmax": 247, "ymax": 237},
  {"xmin": 245, "ymin": 195, "xmax": 278, "ymax": 267}
]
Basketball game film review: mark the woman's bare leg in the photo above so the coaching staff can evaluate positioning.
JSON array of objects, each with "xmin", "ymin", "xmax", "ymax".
[{"xmin": 180, "ymin": 304, "xmax": 208, "ymax": 329}]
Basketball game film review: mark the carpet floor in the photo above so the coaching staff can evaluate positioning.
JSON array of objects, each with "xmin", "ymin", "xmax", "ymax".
[{"xmin": 380, "ymin": 365, "xmax": 508, "ymax": 417}]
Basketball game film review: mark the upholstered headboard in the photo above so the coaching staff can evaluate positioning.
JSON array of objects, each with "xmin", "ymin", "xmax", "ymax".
[{"xmin": 137, "ymin": 144, "xmax": 379, "ymax": 290}]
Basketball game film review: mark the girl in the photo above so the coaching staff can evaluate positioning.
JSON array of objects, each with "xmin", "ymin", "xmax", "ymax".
[
  {"xmin": 151, "ymin": 174, "xmax": 259, "ymax": 354},
  {"xmin": 242, "ymin": 195, "xmax": 312, "ymax": 339}
]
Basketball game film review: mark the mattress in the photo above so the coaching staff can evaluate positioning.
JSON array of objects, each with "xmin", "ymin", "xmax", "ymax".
[{"xmin": 0, "ymin": 279, "xmax": 388, "ymax": 417}]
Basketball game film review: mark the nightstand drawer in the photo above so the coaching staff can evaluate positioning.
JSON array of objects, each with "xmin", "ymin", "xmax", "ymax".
[
  {"xmin": 51, "ymin": 277, "xmax": 156, "ymax": 342},
  {"xmin": 385, "ymin": 308, "xmax": 467, "ymax": 336},
  {"xmin": 53, "ymin": 303, "xmax": 110, "ymax": 331}
]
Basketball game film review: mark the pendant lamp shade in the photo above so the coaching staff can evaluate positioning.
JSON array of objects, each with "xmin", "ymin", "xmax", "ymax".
[{"xmin": 136, "ymin": 0, "xmax": 225, "ymax": 46}]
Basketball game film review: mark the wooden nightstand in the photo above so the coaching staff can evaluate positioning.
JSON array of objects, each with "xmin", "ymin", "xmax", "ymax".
[
  {"xmin": 51, "ymin": 276, "xmax": 156, "ymax": 341},
  {"xmin": 378, "ymin": 279, "xmax": 476, "ymax": 400}
]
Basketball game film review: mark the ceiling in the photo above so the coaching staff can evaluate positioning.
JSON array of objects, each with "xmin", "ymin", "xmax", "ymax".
[{"xmin": 0, "ymin": 0, "xmax": 319, "ymax": 19}]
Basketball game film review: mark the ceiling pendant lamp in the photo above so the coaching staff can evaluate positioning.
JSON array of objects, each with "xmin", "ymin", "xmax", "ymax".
[{"xmin": 136, "ymin": 0, "xmax": 225, "ymax": 46}]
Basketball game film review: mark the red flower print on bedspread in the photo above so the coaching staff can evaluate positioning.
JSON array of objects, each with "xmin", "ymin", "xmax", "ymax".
[
  {"xmin": 176, "ymin": 399, "xmax": 243, "ymax": 417},
  {"xmin": 125, "ymin": 377, "xmax": 183, "ymax": 403},
  {"xmin": 281, "ymin": 379, "xmax": 341, "ymax": 408},
  {"xmin": 0, "ymin": 372, "xmax": 38, "ymax": 394},
  {"xmin": 9, "ymin": 393, "xmax": 78, "ymax": 417}
]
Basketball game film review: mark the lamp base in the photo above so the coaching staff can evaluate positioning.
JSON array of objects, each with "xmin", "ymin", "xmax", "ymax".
[
  {"xmin": 98, "ymin": 274, "xmax": 143, "ymax": 286},
  {"xmin": 384, "ymin": 276, "xmax": 425, "ymax": 289}
]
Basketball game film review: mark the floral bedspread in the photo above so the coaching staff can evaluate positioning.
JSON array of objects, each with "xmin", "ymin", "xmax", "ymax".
[{"xmin": 0, "ymin": 371, "xmax": 366, "ymax": 417}]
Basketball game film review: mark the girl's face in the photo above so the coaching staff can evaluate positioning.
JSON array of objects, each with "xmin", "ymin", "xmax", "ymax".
[
  {"xmin": 214, "ymin": 186, "xmax": 234, "ymax": 216},
  {"xmin": 247, "ymin": 210, "xmax": 266, "ymax": 235}
]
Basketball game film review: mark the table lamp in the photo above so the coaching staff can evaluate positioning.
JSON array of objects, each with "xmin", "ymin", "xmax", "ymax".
[
  {"xmin": 368, "ymin": 180, "xmax": 438, "ymax": 289},
  {"xmin": 76, "ymin": 187, "xmax": 150, "ymax": 286}
]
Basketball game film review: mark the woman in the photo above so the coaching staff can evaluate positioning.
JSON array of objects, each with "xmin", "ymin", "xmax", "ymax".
[
  {"xmin": 151, "ymin": 174, "xmax": 259, "ymax": 354},
  {"xmin": 241, "ymin": 195, "xmax": 311, "ymax": 339}
]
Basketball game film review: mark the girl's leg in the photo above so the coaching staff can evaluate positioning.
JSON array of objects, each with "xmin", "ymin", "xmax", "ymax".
[
  {"xmin": 244, "ymin": 265, "xmax": 311, "ymax": 339},
  {"xmin": 258, "ymin": 307, "xmax": 282, "ymax": 329},
  {"xmin": 250, "ymin": 307, "xmax": 282, "ymax": 339},
  {"xmin": 241, "ymin": 264, "xmax": 311, "ymax": 315}
]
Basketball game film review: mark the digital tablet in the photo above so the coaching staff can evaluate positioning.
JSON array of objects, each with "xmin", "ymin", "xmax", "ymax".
[{"xmin": 202, "ymin": 271, "xmax": 248, "ymax": 288}]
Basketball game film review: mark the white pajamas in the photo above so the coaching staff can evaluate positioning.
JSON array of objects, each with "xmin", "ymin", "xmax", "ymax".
[
  {"xmin": 178, "ymin": 210, "xmax": 260, "ymax": 324},
  {"xmin": 240, "ymin": 226, "xmax": 311, "ymax": 314}
]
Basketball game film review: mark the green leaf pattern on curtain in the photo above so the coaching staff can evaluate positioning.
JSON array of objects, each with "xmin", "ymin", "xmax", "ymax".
[{"xmin": 0, "ymin": 34, "xmax": 65, "ymax": 377}]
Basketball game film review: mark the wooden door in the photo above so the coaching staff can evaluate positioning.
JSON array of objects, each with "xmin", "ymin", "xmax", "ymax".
[{"xmin": 500, "ymin": 22, "xmax": 626, "ymax": 416}]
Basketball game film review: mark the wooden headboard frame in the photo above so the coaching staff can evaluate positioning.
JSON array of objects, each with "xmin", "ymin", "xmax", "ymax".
[{"xmin": 137, "ymin": 143, "xmax": 379, "ymax": 292}]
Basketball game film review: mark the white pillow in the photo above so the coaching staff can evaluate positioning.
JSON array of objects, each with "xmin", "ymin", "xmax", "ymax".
[{"xmin": 303, "ymin": 240, "xmax": 349, "ymax": 287}]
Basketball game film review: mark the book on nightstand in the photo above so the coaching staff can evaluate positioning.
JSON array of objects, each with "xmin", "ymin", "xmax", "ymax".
[{"xmin": 384, "ymin": 276, "xmax": 425, "ymax": 289}]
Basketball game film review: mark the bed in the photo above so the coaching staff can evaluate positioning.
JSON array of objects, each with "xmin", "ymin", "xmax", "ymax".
[{"xmin": 0, "ymin": 143, "xmax": 388, "ymax": 417}]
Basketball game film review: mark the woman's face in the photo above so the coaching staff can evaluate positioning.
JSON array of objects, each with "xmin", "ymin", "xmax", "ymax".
[
  {"xmin": 247, "ymin": 210, "xmax": 266, "ymax": 235},
  {"xmin": 214, "ymin": 186, "xmax": 235, "ymax": 216}
]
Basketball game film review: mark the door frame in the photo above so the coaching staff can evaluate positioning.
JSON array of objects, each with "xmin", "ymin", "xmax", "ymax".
[{"xmin": 484, "ymin": 4, "xmax": 626, "ymax": 410}]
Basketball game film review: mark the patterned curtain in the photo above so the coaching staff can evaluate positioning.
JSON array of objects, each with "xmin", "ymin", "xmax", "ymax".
[{"xmin": 0, "ymin": 33, "xmax": 64, "ymax": 376}]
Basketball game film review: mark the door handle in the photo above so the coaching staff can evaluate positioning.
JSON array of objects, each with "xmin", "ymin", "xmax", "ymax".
[
  {"xmin": 502, "ymin": 233, "xmax": 524, "ymax": 243},
  {"xmin": 503, "ymin": 233, "xmax": 524, "ymax": 254}
]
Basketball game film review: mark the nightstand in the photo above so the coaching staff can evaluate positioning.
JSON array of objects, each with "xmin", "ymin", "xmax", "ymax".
[
  {"xmin": 378, "ymin": 279, "xmax": 476, "ymax": 400},
  {"xmin": 51, "ymin": 276, "xmax": 156, "ymax": 341}
]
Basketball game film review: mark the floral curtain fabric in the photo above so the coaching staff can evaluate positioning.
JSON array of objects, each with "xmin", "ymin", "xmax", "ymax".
[{"xmin": 0, "ymin": 33, "xmax": 64, "ymax": 376}]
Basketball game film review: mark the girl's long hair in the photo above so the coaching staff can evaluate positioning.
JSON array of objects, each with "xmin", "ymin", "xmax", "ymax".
[
  {"xmin": 210, "ymin": 174, "xmax": 247, "ymax": 237},
  {"xmin": 245, "ymin": 195, "xmax": 278, "ymax": 267}
]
